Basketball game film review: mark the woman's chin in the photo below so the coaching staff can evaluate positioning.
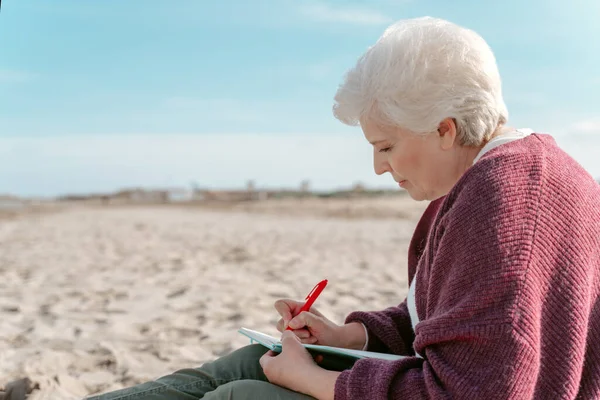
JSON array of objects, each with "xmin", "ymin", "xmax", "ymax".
[{"xmin": 404, "ymin": 188, "xmax": 428, "ymax": 202}]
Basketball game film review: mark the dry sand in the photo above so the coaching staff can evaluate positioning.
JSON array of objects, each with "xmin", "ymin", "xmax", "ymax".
[{"xmin": 0, "ymin": 196, "xmax": 426, "ymax": 399}]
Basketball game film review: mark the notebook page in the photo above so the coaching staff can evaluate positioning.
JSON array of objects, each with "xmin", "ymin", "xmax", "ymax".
[
  {"xmin": 304, "ymin": 344, "xmax": 405, "ymax": 361},
  {"xmin": 238, "ymin": 327, "xmax": 281, "ymax": 350}
]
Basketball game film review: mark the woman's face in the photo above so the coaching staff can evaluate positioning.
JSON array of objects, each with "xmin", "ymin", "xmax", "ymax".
[{"xmin": 361, "ymin": 118, "xmax": 477, "ymax": 201}]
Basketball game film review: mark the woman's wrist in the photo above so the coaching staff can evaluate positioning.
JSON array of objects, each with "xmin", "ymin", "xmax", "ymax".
[
  {"xmin": 339, "ymin": 322, "xmax": 367, "ymax": 350},
  {"xmin": 305, "ymin": 367, "xmax": 341, "ymax": 400}
]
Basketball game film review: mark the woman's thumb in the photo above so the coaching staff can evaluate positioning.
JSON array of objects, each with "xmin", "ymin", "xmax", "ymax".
[
  {"xmin": 283, "ymin": 311, "xmax": 292, "ymax": 326},
  {"xmin": 281, "ymin": 330, "xmax": 302, "ymax": 349},
  {"xmin": 288, "ymin": 311, "xmax": 319, "ymax": 330}
]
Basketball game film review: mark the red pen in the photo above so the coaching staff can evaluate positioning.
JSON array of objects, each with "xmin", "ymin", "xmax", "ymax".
[{"xmin": 286, "ymin": 279, "xmax": 328, "ymax": 331}]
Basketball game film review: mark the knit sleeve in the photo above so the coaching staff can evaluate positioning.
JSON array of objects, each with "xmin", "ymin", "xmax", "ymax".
[
  {"xmin": 334, "ymin": 156, "xmax": 543, "ymax": 400},
  {"xmin": 334, "ymin": 324, "xmax": 537, "ymax": 400},
  {"xmin": 343, "ymin": 300, "xmax": 415, "ymax": 356}
]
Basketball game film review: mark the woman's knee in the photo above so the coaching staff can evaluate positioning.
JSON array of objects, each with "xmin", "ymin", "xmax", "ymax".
[
  {"xmin": 211, "ymin": 344, "xmax": 268, "ymax": 370},
  {"xmin": 197, "ymin": 344, "xmax": 269, "ymax": 382},
  {"xmin": 224, "ymin": 344, "xmax": 269, "ymax": 360},
  {"xmin": 204, "ymin": 380, "xmax": 314, "ymax": 400}
]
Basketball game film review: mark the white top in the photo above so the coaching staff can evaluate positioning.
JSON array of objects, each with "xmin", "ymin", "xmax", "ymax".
[
  {"xmin": 472, "ymin": 128, "xmax": 534, "ymax": 164},
  {"xmin": 404, "ymin": 128, "xmax": 533, "ymax": 358}
]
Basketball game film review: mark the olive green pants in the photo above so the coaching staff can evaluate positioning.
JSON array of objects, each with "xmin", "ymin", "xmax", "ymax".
[{"xmin": 87, "ymin": 345, "xmax": 354, "ymax": 399}]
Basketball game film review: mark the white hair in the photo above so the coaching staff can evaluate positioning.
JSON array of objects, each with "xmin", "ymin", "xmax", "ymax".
[{"xmin": 333, "ymin": 17, "xmax": 508, "ymax": 146}]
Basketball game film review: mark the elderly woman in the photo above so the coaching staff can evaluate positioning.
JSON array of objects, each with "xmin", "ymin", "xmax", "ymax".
[{"xmin": 91, "ymin": 17, "xmax": 600, "ymax": 400}]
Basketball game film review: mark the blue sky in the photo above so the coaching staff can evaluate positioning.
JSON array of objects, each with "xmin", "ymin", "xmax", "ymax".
[{"xmin": 1, "ymin": 0, "xmax": 598, "ymax": 197}]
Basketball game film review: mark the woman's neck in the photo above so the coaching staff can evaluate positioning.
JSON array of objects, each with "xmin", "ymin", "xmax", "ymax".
[{"xmin": 488, "ymin": 124, "xmax": 513, "ymax": 141}]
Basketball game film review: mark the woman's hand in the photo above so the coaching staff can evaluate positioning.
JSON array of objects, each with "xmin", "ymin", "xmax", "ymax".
[
  {"xmin": 259, "ymin": 331, "xmax": 340, "ymax": 400},
  {"xmin": 274, "ymin": 299, "xmax": 367, "ymax": 349},
  {"xmin": 274, "ymin": 299, "xmax": 341, "ymax": 346}
]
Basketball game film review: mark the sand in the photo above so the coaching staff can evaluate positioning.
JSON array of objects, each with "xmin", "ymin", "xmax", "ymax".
[{"xmin": 0, "ymin": 196, "xmax": 426, "ymax": 399}]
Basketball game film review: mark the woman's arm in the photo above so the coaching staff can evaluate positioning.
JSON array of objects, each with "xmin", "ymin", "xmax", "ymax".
[
  {"xmin": 344, "ymin": 300, "xmax": 416, "ymax": 355},
  {"xmin": 306, "ymin": 369, "xmax": 341, "ymax": 400}
]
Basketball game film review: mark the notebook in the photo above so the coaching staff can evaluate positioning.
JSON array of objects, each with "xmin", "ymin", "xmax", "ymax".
[{"xmin": 238, "ymin": 327, "xmax": 405, "ymax": 361}]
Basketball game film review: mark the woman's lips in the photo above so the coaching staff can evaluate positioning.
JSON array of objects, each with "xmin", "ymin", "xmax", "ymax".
[{"xmin": 399, "ymin": 180, "xmax": 407, "ymax": 187}]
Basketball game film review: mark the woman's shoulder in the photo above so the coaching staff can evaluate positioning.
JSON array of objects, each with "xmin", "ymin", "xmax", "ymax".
[
  {"xmin": 443, "ymin": 132, "xmax": 600, "ymax": 233},
  {"xmin": 456, "ymin": 133, "xmax": 599, "ymax": 202}
]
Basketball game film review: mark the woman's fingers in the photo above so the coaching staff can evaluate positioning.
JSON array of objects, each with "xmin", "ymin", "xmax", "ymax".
[
  {"xmin": 300, "ymin": 336, "xmax": 319, "ymax": 345},
  {"xmin": 288, "ymin": 311, "xmax": 324, "ymax": 331},
  {"xmin": 291, "ymin": 328, "xmax": 311, "ymax": 339},
  {"xmin": 274, "ymin": 299, "xmax": 295, "ymax": 326},
  {"xmin": 276, "ymin": 318, "xmax": 285, "ymax": 332},
  {"xmin": 277, "ymin": 317, "xmax": 314, "ymax": 339}
]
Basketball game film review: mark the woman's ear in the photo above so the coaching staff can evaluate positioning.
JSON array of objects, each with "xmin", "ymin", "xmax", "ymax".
[{"xmin": 437, "ymin": 118, "xmax": 458, "ymax": 150}]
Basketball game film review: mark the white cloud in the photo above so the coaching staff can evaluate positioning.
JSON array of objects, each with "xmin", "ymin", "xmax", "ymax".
[
  {"xmin": 0, "ymin": 133, "xmax": 394, "ymax": 197},
  {"xmin": 544, "ymin": 117, "xmax": 600, "ymax": 139},
  {"xmin": 0, "ymin": 69, "xmax": 37, "ymax": 84},
  {"xmin": 570, "ymin": 118, "xmax": 600, "ymax": 135},
  {"xmin": 299, "ymin": 2, "xmax": 393, "ymax": 26},
  {"xmin": 3, "ymin": 129, "xmax": 599, "ymax": 197},
  {"xmin": 547, "ymin": 117, "xmax": 600, "ymax": 180}
]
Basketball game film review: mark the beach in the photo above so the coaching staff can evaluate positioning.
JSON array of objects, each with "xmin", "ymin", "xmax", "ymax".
[{"xmin": 0, "ymin": 196, "xmax": 426, "ymax": 399}]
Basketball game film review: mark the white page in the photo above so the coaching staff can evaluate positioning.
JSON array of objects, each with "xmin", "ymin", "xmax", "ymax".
[
  {"xmin": 239, "ymin": 327, "xmax": 406, "ymax": 361},
  {"xmin": 238, "ymin": 327, "xmax": 281, "ymax": 350},
  {"xmin": 303, "ymin": 344, "xmax": 405, "ymax": 361}
]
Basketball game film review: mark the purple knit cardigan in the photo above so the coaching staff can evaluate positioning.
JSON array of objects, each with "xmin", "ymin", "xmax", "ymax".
[{"xmin": 335, "ymin": 134, "xmax": 600, "ymax": 399}]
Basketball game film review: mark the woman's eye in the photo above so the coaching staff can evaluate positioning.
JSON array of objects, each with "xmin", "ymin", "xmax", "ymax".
[{"xmin": 379, "ymin": 146, "xmax": 392, "ymax": 153}]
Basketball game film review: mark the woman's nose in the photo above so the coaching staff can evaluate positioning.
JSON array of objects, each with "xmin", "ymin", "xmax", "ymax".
[{"xmin": 374, "ymin": 158, "xmax": 390, "ymax": 176}]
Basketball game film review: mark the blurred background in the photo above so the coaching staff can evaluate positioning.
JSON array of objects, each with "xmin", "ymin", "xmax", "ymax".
[{"xmin": 0, "ymin": 1, "xmax": 598, "ymax": 398}]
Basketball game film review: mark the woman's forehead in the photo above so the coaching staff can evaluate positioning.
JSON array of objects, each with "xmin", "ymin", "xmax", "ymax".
[
  {"xmin": 362, "ymin": 125, "xmax": 392, "ymax": 145},
  {"xmin": 362, "ymin": 120, "xmax": 411, "ymax": 145}
]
